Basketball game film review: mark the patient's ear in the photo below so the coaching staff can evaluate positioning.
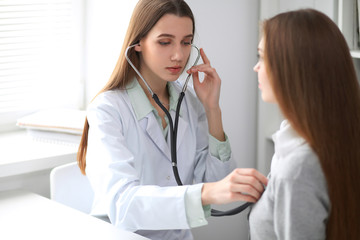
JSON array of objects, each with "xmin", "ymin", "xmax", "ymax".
[{"xmin": 134, "ymin": 44, "xmax": 141, "ymax": 52}]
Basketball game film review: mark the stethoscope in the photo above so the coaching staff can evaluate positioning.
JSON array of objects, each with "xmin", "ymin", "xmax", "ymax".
[{"xmin": 125, "ymin": 43, "xmax": 251, "ymax": 216}]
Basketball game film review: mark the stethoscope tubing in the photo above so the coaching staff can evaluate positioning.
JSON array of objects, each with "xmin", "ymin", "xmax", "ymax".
[{"xmin": 125, "ymin": 43, "xmax": 251, "ymax": 217}]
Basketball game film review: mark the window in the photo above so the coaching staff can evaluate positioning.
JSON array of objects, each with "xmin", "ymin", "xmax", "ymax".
[{"xmin": 0, "ymin": 0, "xmax": 84, "ymax": 131}]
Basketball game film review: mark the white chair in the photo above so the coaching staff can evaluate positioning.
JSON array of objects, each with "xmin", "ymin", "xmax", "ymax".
[{"xmin": 50, "ymin": 161, "xmax": 94, "ymax": 214}]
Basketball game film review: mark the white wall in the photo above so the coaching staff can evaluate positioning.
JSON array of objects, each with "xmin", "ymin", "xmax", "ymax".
[
  {"xmin": 260, "ymin": 0, "xmax": 337, "ymax": 20},
  {"xmin": 85, "ymin": 1, "xmax": 260, "ymax": 239}
]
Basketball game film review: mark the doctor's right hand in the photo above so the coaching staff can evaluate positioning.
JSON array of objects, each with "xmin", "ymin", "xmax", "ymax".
[{"xmin": 201, "ymin": 168, "xmax": 268, "ymax": 206}]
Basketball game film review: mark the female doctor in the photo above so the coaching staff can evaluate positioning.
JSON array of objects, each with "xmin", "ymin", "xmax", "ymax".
[{"xmin": 77, "ymin": 0, "xmax": 267, "ymax": 239}]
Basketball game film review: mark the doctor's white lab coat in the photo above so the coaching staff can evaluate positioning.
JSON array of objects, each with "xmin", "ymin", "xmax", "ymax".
[{"xmin": 85, "ymin": 81, "xmax": 236, "ymax": 238}]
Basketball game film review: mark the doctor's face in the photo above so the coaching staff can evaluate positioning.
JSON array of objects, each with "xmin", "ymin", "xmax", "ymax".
[
  {"xmin": 135, "ymin": 14, "xmax": 193, "ymax": 83},
  {"xmin": 253, "ymin": 38, "xmax": 276, "ymax": 103}
]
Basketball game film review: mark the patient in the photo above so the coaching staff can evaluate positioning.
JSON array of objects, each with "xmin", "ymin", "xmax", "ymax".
[{"xmin": 250, "ymin": 9, "xmax": 360, "ymax": 240}]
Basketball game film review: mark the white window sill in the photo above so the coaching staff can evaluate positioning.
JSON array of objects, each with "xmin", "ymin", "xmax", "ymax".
[{"xmin": 0, "ymin": 130, "xmax": 78, "ymax": 178}]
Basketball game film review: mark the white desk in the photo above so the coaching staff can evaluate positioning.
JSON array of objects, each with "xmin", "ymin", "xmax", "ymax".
[
  {"xmin": 0, "ymin": 190, "xmax": 149, "ymax": 240},
  {"xmin": 0, "ymin": 131, "xmax": 77, "ymax": 178},
  {"xmin": 0, "ymin": 131, "xmax": 79, "ymax": 197}
]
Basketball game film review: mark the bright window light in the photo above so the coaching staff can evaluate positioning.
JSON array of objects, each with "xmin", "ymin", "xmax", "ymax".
[{"xmin": 0, "ymin": 0, "xmax": 84, "ymax": 131}]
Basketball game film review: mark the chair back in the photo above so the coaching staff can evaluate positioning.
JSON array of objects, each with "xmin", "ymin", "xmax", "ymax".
[{"xmin": 50, "ymin": 162, "xmax": 94, "ymax": 214}]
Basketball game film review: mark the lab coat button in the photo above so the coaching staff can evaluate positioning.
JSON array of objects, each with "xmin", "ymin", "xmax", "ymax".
[{"xmin": 166, "ymin": 176, "xmax": 170, "ymax": 180}]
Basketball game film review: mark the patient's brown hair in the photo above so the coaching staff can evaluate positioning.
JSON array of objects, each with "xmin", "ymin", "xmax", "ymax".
[{"xmin": 263, "ymin": 9, "xmax": 360, "ymax": 240}]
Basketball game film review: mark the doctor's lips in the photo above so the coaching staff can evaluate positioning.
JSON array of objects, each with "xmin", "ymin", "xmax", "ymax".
[{"xmin": 166, "ymin": 65, "xmax": 182, "ymax": 74}]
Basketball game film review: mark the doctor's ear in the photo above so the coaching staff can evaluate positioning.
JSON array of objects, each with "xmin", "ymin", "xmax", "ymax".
[{"xmin": 134, "ymin": 44, "xmax": 141, "ymax": 52}]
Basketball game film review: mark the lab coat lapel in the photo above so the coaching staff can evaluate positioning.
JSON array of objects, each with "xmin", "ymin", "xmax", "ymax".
[
  {"xmin": 173, "ymin": 113, "xmax": 189, "ymax": 151},
  {"xmin": 145, "ymin": 114, "xmax": 171, "ymax": 161}
]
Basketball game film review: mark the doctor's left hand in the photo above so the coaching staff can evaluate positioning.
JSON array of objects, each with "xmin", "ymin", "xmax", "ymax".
[{"xmin": 187, "ymin": 48, "xmax": 221, "ymax": 112}]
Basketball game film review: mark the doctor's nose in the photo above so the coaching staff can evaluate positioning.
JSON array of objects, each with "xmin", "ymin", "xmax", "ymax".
[{"xmin": 170, "ymin": 45, "xmax": 185, "ymax": 62}]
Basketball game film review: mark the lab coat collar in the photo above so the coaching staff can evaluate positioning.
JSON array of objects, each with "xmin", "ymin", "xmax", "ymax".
[
  {"xmin": 272, "ymin": 120, "xmax": 306, "ymax": 158},
  {"xmin": 126, "ymin": 78, "xmax": 181, "ymax": 121},
  {"xmin": 143, "ymin": 111, "xmax": 189, "ymax": 161},
  {"xmin": 126, "ymin": 79, "xmax": 154, "ymax": 121},
  {"xmin": 145, "ymin": 114, "xmax": 171, "ymax": 160},
  {"xmin": 167, "ymin": 81, "xmax": 179, "ymax": 113},
  {"xmin": 127, "ymin": 78, "xmax": 188, "ymax": 161}
]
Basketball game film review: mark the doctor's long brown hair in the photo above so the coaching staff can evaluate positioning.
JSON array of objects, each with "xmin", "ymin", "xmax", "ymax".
[
  {"xmin": 77, "ymin": 0, "xmax": 195, "ymax": 175},
  {"xmin": 263, "ymin": 9, "xmax": 360, "ymax": 239}
]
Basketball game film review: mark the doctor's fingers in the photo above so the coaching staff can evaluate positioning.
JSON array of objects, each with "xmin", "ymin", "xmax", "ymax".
[
  {"xmin": 187, "ymin": 64, "xmax": 218, "ymax": 77},
  {"xmin": 199, "ymin": 48, "xmax": 210, "ymax": 64},
  {"xmin": 229, "ymin": 176, "xmax": 264, "ymax": 200},
  {"xmin": 227, "ymin": 169, "xmax": 268, "ymax": 195},
  {"xmin": 233, "ymin": 168, "xmax": 268, "ymax": 187},
  {"xmin": 230, "ymin": 191, "xmax": 258, "ymax": 203}
]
